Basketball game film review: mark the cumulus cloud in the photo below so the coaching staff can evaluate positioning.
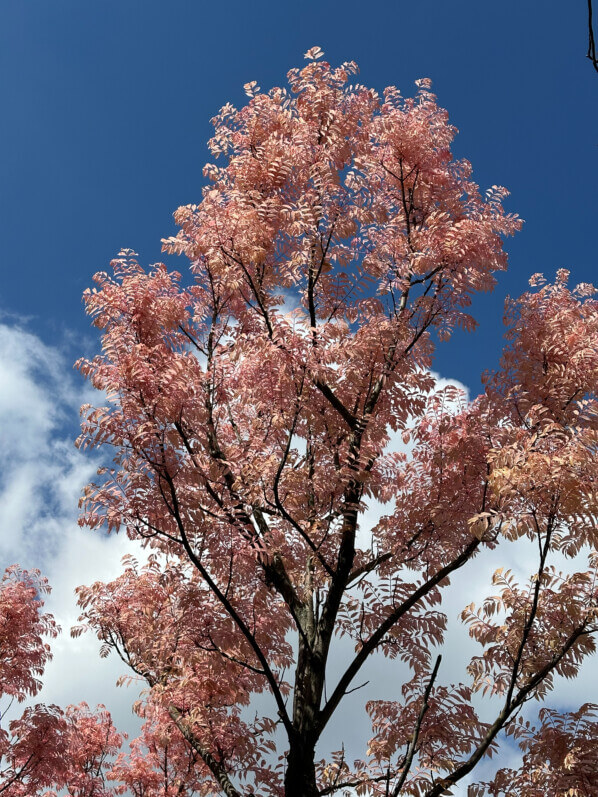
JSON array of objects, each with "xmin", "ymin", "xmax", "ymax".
[
  {"xmin": 0, "ymin": 322, "xmax": 94, "ymax": 560},
  {"xmin": 0, "ymin": 321, "xmax": 143, "ymax": 737}
]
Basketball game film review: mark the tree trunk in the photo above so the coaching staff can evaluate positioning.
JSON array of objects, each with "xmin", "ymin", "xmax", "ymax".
[
  {"xmin": 284, "ymin": 624, "xmax": 323, "ymax": 797},
  {"xmin": 284, "ymin": 734, "xmax": 319, "ymax": 797}
]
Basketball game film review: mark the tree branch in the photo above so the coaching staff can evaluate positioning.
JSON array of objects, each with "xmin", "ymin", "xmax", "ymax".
[
  {"xmin": 313, "ymin": 379, "xmax": 359, "ymax": 430},
  {"xmin": 589, "ymin": 0, "xmax": 598, "ymax": 71},
  {"xmin": 317, "ymin": 537, "xmax": 481, "ymax": 737},
  {"xmin": 392, "ymin": 655, "xmax": 442, "ymax": 796},
  {"xmin": 424, "ymin": 624, "xmax": 593, "ymax": 796},
  {"xmin": 159, "ymin": 467, "xmax": 294, "ymax": 736},
  {"xmin": 168, "ymin": 705, "xmax": 242, "ymax": 797},
  {"xmin": 346, "ymin": 552, "xmax": 393, "ymax": 587}
]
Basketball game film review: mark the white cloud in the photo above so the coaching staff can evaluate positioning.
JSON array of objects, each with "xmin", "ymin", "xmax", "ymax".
[
  {"xmin": 0, "ymin": 323, "xmax": 89, "ymax": 561},
  {"xmin": 40, "ymin": 528, "xmax": 144, "ymax": 734},
  {"xmin": 0, "ymin": 321, "xmax": 143, "ymax": 739}
]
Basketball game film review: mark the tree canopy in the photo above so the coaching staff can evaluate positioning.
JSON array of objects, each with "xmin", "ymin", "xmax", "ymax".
[{"xmin": 2, "ymin": 49, "xmax": 597, "ymax": 797}]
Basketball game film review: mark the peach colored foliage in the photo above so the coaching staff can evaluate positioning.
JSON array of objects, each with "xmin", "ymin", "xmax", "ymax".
[
  {"xmin": 0, "ymin": 568, "xmax": 122, "ymax": 796},
  {"xmin": 3, "ymin": 49, "xmax": 598, "ymax": 796},
  {"xmin": 72, "ymin": 49, "xmax": 597, "ymax": 796}
]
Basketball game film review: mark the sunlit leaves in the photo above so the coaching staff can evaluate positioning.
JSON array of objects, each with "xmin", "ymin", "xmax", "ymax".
[{"xmin": 68, "ymin": 48, "xmax": 598, "ymax": 796}]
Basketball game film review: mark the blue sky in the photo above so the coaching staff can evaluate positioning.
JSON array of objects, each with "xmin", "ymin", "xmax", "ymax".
[
  {"xmin": 1, "ymin": 0, "xmax": 596, "ymax": 386},
  {"xmin": 0, "ymin": 1, "xmax": 596, "ymax": 791}
]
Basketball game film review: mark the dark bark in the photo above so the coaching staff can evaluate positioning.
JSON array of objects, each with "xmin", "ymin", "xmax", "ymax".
[
  {"xmin": 284, "ymin": 604, "xmax": 324, "ymax": 797},
  {"xmin": 284, "ymin": 733, "xmax": 319, "ymax": 797}
]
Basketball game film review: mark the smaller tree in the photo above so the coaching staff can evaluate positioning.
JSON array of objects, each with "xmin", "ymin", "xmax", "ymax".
[
  {"xmin": 44, "ymin": 703, "xmax": 124, "ymax": 797},
  {"xmin": 0, "ymin": 566, "xmax": 123, "ymax": 797},
  {"xmin": 108, "ymin": 703, "xmax": 208, "ymax": 797},
  {"xmin": 0, "ymin": 565, "xmax": 57, "ymax": 704},
  {"xmin": 0, "ymin": 565, "xmax": 65, "ymax": 795}
]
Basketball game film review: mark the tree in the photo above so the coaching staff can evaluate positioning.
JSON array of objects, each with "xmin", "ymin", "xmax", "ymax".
[
  {"xmin": 0, "ymin": 566, "xmax": 123, "ymax": 796},
  {"xmin": 71, "ymin": 48, "xmax": 598, "ymax": 796},
  {"xmin": 0, "ymin": 565, "xmax": 63, "ymax": 795}
]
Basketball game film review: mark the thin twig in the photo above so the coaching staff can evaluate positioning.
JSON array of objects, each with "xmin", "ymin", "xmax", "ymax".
[
  {"xmin": 589, "ymin": 0, "xmax": 598, "ymax": 71},
  {"xmin": 392, "ymin": 655, "xmax": 442, "ymax": 795}
]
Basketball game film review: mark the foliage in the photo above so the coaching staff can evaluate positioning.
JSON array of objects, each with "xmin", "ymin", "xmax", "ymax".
[{"xmin": 0, "ymin": 568, "xmax": 121, "ymax": 796}]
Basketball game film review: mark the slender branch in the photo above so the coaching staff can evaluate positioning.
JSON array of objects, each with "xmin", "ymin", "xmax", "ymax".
[
  {"xmin": 0, "ymin": 754, "xmax": 36, "ymax": 794},
  {"xmin": 316, "ymin": 481, "xmax": 361, "ymax": 664},
  {"xmin": 0, "ymin": 696, "xmax": 14, "ymax": 723},
  {"xmin": 343, "ymin": 679, "xmax": 370, "ymax": 696},
  {"xmin": 392, "ymin": 655, "xmax": 442, "ymax": 796},
  {"xmin": 589, "ymin": 0, "xmax": 598, "ymax": 71},
  {"xmin": 319, "ymin": 771, "xmax": 392, "ymax": 796},
  {"xmin": 195, "ymin": 634, "xmax": 267, "ymax": 677},
  {"xmin": 271, "ymin": 395, "xmax": 334, "ymax": 576},
  {"xmin": 173, "ymin": 419, "xmax": 302, "ymax": 613},
  {"xmin": 224, "ymin": 247, "xmax": 276, "ymax": 339},
  {"xmin": 224, "ymin": 245, "xmax": 358, "ymax": 434},
  {"xmin": 317, "ymin": 537, "xmax": 481, "ymax": 737},
  {"xmin": 504, "ymin": 516, "xmax": 553, "ymax": 709},
  {"xmin": 159, "ymin": 467, "xmax": 293, "ymax": 736},
  {"xmin": 346, "ymin": 552, "xmax": 393, "ymax": 587},
  {"xmin": 424, "ymin": 625, "xmax": 593, "ymax": 796},
  {"xmin": 178, "ymin": 324, "xmax": 207, "ymax": 356},
  {"xmin": 168, "ymin": 705, "xmax": 242, "ymax": 797},
  {"xmin": 313, "ymin": 379, "xmax": 359, "ymax": 430}
]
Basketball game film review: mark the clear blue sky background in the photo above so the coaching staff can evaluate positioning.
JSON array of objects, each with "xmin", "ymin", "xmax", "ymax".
[{"xmin": 1, "ymin": 0, "xmax": 596, "ymax": 390}]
